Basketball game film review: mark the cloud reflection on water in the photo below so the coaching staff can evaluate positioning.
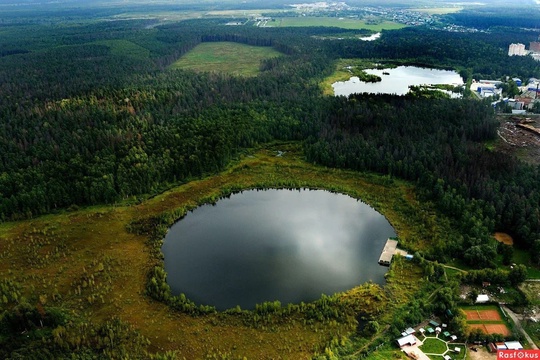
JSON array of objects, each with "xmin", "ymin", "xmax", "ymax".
[{"xmin": 163, "ymin": 189, "xmax": 396, "ymax": 310}]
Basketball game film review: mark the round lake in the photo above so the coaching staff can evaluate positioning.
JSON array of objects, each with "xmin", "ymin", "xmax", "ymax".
[
  {"xmin": 332, "ymin": 65, "xmax": 464, "ymax": 97},
  {"xmin": 162, "ymin": 189, "xmax": 396, "ymax": 310}
]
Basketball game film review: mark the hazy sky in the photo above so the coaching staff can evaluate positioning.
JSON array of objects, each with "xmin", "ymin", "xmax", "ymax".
[{"xmin": 0, "ymin": 0, "xmax": 538, "ymax": 4}]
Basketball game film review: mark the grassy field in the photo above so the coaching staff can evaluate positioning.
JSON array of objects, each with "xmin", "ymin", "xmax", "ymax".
[
  {"xmin": 205, "ymin": 9, "xmax": 280, "ymax": 16},
  {"xmin": 0, "ymin": 143, "xmax": 458, "ymax": 358},
  {"xmin": 420, "ymin": 337, "xmax": 448, "ymax": 354},
  {"xmin": 524, "ymin": 320, "xmax": 540, "ymax": 348},
  {"xmin": 515, "ymin": 249, "xmax": 540, "ymax": 279},
  {"xmin": 520, "ymin": 281, "xmax": 540, "ymax": 306},
  {"xmin": 170, "ymin": 42, "xmax": 283, "ymax": 76},
  {"xmin": 446, "ymin": 240, "xmax": 540, "ymax": 279},
  {"xmin": 489, "ymin": 245, "xmax": 540, "ymax": 279},
  {"xmin": 418, "ymin": 337, "xmax": 466, "ymax": 360},
  {"xmin": 275, "ymin": 17, "xmax": 407, "ymax": 31},
  {"xmin": 320, "ymin": 59, "xmax": 389, "ymax": 96}
]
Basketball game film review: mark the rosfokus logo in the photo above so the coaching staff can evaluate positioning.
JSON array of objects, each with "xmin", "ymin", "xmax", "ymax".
[{"xmin": 498, "ymin": 350, "xmax": 540, "ymax": 359}]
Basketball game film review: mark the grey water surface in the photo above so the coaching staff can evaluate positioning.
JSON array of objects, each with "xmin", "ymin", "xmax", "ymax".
[
  {"xmin": 332, "ymin": 65, "xmax": 464, "ymax": 96},
  {"xmin": 162, "ymin": 189, "xmax": 396, "ymax": 310}
]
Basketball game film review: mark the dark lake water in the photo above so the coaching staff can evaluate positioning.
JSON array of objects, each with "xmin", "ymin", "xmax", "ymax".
[{"xmin": 162, "ymin": 189, "xmax": 396, "ymax": 310}]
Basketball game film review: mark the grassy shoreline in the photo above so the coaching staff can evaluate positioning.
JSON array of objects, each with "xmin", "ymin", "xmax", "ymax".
[{"xmin": 0, "ymin": 142, "xmax": 454, "ymax": 358}]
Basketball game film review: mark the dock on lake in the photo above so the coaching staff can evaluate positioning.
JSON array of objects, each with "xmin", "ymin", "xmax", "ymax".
[{"xmin": 378, "ymin": 239, "xmax": 398, "ymax": 266}]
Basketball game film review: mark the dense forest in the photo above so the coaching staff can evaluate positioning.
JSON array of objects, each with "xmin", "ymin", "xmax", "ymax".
[
  {"xmin": 442, "ymin": 7, "xmax": 540, "ymax": 30},
  {"xmin": 2, "ymin": 4, "xmax": 540, "ymax": 358},
  {"xmin": 305, "ymin": 94, "xmax": 540, "ymax": 266},
  {"xmin": 1, "ymin": 17, "xmax": 540, "ymax": 265}
]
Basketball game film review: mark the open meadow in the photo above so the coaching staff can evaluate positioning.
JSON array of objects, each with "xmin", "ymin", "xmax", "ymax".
[
  {"xmin": 274, "ymin": 17, "xmax": 407, "ymax": 31},
  {"xmin": 170, "ymin": 42, "xmax": 284, "ymax": 76}
]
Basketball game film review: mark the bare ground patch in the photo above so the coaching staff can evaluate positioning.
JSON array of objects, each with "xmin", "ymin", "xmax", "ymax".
[
  {"xmin": 494, "ymin": 232, "xmax": 514, "ymax": 245},
  {"xmin": 469, "ymin": 323, "xmax": 511, "ymax": 337},
  {"xmin": 495, "ymin": 115, "xmax": 540, "ymax": 166},
  {"xmin": 464, "ymin": 309, "xmax": 503, "ymax": 321}
]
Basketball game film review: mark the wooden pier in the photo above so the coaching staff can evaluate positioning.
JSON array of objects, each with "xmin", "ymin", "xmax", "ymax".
[{"xmin": 378, "ymin": 239, "xmax": 398, "ymax": 266}]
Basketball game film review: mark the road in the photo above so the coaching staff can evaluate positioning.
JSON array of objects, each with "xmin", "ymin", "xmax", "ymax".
[
  {"xmin": 502, "ymin": 305, "xmax": 538, "ymax": 349},
  {"xmin": 442, "ymin": 264, "xmax": 467, "ymax": 273}
]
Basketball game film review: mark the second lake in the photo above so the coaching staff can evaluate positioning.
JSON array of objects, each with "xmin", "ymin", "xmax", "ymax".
[{"xmin": 332, "ymin": 66, "xmax": 464, "ymax": 97}]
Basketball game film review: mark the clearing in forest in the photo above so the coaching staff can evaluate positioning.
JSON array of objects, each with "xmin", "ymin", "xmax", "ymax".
[
  {"xmin": 275, "ymin": 17, "xmax": 407, "ymax": 31},
  {"xmin": 494, "ymin": 232, "xmax": 514, "ymax": 245},
  {"xmin": 170, "ymin": 42, "xmax": 283, "ymax": 76}
]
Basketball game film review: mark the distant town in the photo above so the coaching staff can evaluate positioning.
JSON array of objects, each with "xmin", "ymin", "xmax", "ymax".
[{"xmin": 247, "ymin": 2, "xmax": 487, "ymax": 32}]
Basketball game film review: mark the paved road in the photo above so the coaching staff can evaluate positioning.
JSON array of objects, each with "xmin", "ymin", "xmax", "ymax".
[{"xmin": 502, "ymin": 305, "xmax": 538, "ymax": 349}]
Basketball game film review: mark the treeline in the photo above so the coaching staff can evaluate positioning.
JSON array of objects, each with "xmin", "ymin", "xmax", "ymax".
[
  {"xmin": 442, "ymin": 7, "xmax": 540, "ymax": 30},
  {"xmin": 304, "ymin": 94, "xmax": 540, "ymax": 263}
]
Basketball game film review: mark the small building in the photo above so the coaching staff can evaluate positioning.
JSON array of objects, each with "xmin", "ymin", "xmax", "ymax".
[
  {"xmin": 490, "ymin": 342, "xmax": 507, "ymax": 351},
  {"xmin": 397, "ymin": 334, "xmax": 417, "ymax": 347},
  {"xmin": 505, "ymin": 341, "xmax": 523, "ymax": 350},
  {"xmin": 513, "ymin": 78, "xmax": 523, "ymax": 86},
  {"xmin": 476, "ymin": 294, "xmax": 489, "ymax": 303},
  {"xmin": 454, "ymin": 347, "xmax": 461, "ymax": 353},
  {"xmin": 443, "ymin": 331, "xmax": 451, "ymax": 338},
  {"xmin": 527, "ymin": 82, "xmax": 540, "ymax": 92},
  {"xmin": 481, "ymin": 89, "xmax": 496, "ymax": 98},
  {"xmin": 405, "ymin": 327, "xmax": 416, "ymax": 335},
  {"xmin": 479, "ymin": 80, "xmax": 503, "ymax": 85},
  {"xmin": 515, "ymin": 97, "xmax": 534, "ymax": 110},
  {"xmin": 442, "ymin": 323, "xmax": 447, "ymax": 328},
  {"xmin": 427, "ymin": 327, "xmax": 435, "ymax": 334},
  {"xmin": 443, "ymin": 355, "xmax": 452, "ymax": 360},
  {"xmin": 429, "ymin": 320, "xmax": 440, "ymax": 327},
  {"xmin": 419, "ymin": 328, "xmax": 425, "ymax": 335},
  {"xmin": 477, "ymin": 86, "xmax": 495, "ymax": 93},
  {"xmin": 435, "ymin": 327, "xmax": 442, "ymax": 334},
  {"xmin": 450, "ymin": 335, "xmax": 458, "ymax": 341},
  {"xmin": 379, "ymin": 239, "xmax": 398, "ymax": 266}
]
